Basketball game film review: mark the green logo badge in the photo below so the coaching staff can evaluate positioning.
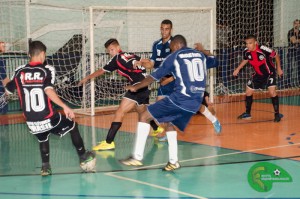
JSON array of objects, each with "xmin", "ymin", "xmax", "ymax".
[{"xmin": 248, "ymin": 162, "xmax": 292, "ymax": 192}]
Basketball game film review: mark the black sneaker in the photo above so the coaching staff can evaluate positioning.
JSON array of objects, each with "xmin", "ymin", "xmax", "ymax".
[
  {"xmin": 237, "ymin": 112, "xmax": 252, "ymax": 120},
  {"xmin": 41, "ymin": 163, "xmax": 52, "ymax": 176},
  {"xmin": 80, "ymin": 151, "xmax": 95, "ymax": 164},
  {"xmin": 274, "ymin": 113, "xmax": 283, "ymax": 122}
]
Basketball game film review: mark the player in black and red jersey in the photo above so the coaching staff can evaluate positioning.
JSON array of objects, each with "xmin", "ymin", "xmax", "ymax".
[
  {"xmin": 233, "ymin": 34, "xmax": 284, "ymax": 122},
  {"xmin": 2, "ymin": 41, "xmax": 95, "ymax": 176},
  {"xmin": 79, "ymin": 38, "xmax": 150, "ymax": 151}
]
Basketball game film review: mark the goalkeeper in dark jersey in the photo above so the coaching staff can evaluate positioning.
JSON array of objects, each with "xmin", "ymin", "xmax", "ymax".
[{"xmin": 2, "ymin": 41, "xmax": 95, "ymax": 176}]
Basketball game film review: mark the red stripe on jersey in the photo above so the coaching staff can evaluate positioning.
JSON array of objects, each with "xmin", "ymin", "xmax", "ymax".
[
  {"xmin": 45, "ymin": 96, "xmax": 54, "ymax": 119},
  {"xmin": 116, "ymin": 60, "xmax": 143, "ymax": 73},
  {"xmin": 14, "ymin": 79, "xmax": 26, "ymax": 120},
  {"xmin": 117, "ymin": 70, "xmax": 133, "ymax": 82}
]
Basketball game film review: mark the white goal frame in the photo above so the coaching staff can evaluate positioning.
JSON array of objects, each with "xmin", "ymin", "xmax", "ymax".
[{"xmin": 87, "ymin": 6, "xmax": 215, "ymax": 116}]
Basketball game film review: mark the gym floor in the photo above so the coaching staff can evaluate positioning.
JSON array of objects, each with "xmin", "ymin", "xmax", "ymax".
[{"xmin": 0, "ymin": 95, "xmax": 300, "ymax": 199}]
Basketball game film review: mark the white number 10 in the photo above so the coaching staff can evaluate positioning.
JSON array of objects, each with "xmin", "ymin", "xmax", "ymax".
[
  {"xmin": 24, "ymin": 88, "xmax": 45, "ymax": 112},
  {"xmin": 185, "ymin": 58, "xmax": 205, "ymax": 82}
]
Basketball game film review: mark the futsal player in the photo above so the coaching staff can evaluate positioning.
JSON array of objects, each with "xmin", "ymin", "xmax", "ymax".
[
  {"xmin": 120, "ymin": 35, "xmax": 219, "ymax": 171},
  {"xmin": 133, "ymin": 19, "xmax": 174, "ymax": 137},
  {"xmin": 79, "ymin": 38, "xmax": 150, "ymax": 151},
  {"xmin": 233, "ymin": 34, "xmax": 283, "ymax": 122},
  {"xmin": 2, "ymin": 41, "xmax": 95, "ymax": 176}
]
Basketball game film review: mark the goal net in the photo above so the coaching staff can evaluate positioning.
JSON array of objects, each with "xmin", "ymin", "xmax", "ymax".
[{"xmin": 84, "ymin": 6, "xmax": 214, "ymax": 115}]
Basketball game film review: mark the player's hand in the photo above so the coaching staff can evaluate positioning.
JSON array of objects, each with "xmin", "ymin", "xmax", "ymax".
[
  {"xmin": 233, "ymin": 69, "xmax": 239, "ymax": 77},
  {"xmin": 125, "ymin": 85, "xmax": 137, "ymax": 92},
  {"xmin": 63, "ymin": 106, "xmax": 75, "ymax": 119},
  {"xmin": 277, "ymin": 69, "xmax": 283, "ymax": 78},
  {"xmin": 133, "ymin": 60, "xmax": 142, "ymax": 69},
  {"xmin": 194, "ymin": 43, "xmax": 205, "ymax": 52}
]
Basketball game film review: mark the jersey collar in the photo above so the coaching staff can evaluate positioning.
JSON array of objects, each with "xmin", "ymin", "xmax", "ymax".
[{"xmin": 29, "ymin": 61, "xmax": 43, "ymax": 66}]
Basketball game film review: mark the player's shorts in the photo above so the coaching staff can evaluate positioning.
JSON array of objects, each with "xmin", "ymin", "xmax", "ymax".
[
  {"xmin": 147, "ymin": 97, "xmax": 195, "ymax": 132},
  {"xmin": 26, "ymin": 112, "xmax": 76, "ymax": 142},
  {"xmin": 124, "ymin": 87, "xmax": 150, "ymax": 106},
  {"xmin": 247, "ymin": 73, "xmax": 277, "ymax": 90},
  {"xmin": 157, "ymin": 80, "xmax": 175, "ymax": 97}
]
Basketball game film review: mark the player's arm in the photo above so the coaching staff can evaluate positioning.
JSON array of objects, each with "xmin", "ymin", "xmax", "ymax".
[
  {"xmin": 125, "ymin": 76, "xmax": 155, "ymax": 92},
  {"xmin": 274, "ymin": 53, "xmax": 283, "ymax": 77},
  {"xmin": 78, "ymin": 68, "xmax": 105, "ymax": 85},
  {"xmin": 194, "ymin": 43, "xmax": 213, "ymax": 56},
  {"xmin": 133, "ymin": 59, "xmax": 154, "ymax": 69},
  {"xmin": 233, "ymin": 60, "xmax": 248, "ymax": 76},
  {"xmin": 45, "ymin": 88, "xmax": 75, "ymax": 119},
  {"xmin": 1, "ymin": 77, "xmax": 10, "ymax": 87}
]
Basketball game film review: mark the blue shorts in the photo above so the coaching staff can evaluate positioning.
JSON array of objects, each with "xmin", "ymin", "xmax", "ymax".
[
  {"xmin": 147, "ymin": 97, "xmax": 194, "ymax": 132},
  {"xmin": 157, "ymin": 81, "xmax": 175, "ymax": 97}
]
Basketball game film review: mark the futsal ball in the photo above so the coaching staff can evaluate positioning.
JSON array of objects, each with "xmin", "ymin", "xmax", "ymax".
[{"xmin": 80, "ymin": 157, "xmax": 96, "ymax": 172}]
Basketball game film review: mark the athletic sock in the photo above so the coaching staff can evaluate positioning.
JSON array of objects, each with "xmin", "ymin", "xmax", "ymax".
[
  {"xmin": 245, "ymin": 95, "xmax": 253, "ymax": 114},
  {"xmin": 166, "ymin": 131, "xmax": 178, "ymax": 164},
  {"xmin": 133, "ymin": 122, "xmax": 150, "ymax": 161},
  {"xmin": 40, "ymin": 140, "xmax": 50, "ymax": 163},
  {"xmin": 201, "ymin": 106, "xmax": 217, "ymax": 123},
  {"xmin": 150, "ymin": 120, "xmax": 158, "ymax": 131},
  {"xmin": 271, "ymin": 95, "xmax": 279, "ymax": 114},
  {"xmin": 70, "ymin": 124, "xmax": 86, "ymax": 157},
  {"xmin": 106, "ymin": 122, "xmax": 122, "ymax": 143}
]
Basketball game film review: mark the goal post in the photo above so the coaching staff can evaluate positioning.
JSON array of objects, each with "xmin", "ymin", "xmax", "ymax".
[{"xmin": 85, "ymin": 6, "xmax": 215, "ymax": 116}]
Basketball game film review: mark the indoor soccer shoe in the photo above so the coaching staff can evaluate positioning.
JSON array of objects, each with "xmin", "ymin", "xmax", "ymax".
[
  {"xmin": 119, "ymin": 156, "xmax": 143, "ymax": 166},
  {"xmin": 162, "ymin": 161, "xmax": 181, "ymax": 171},
  {"xmin": 237, "ymin": 112, "xmax": 252, "ymax": 120},
  {"xmin": 41, "ymin": 163, "xmax": 52, "ymax": 176},
  {"xmin": 274, "ymin": 113, "xmax": 283, "ymax": 122},
  {"xmin": 80, "ymin": 150, "xmax": 95, "ymax": 165},
  {"xmin": 150, "ymin": 126, "xmax": 164, "ymax": 137},
  {"xmin": 213, "ymin": 119, "xmax": 222, "ymax": 135},
  {"xmin": 158, "ymin": 135, "xmax": 168, "ymax": 142},
  {"xmin": 92, "ymin": 141, "xmax": 115, "ymax": 151}
]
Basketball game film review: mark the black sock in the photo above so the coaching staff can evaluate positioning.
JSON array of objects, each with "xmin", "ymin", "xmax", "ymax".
[
  {"xmin": 106, "ymin": 122, "xmax": 122, "ymax": 143},
  {"xmin": 150, "ymin": 120, "xmax": 158, "ymax": 131},
  {"xmin": 40, "ymin": 141, "xmax": 50, "ymax": 164},
  {"xmin": 271, "ymin": 95, "xmax": 279, "ymax": 114},
  {"xmin": 70, "ymin": 124, "xmax": 85, "ymax": 157},
  {"xmin": 245, "ymin": 95, "xmax": 253, "ymax": 114}
]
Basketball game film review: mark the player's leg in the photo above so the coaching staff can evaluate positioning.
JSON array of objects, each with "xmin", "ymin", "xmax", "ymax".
[
  {"xmin": 93, "ymin": 97, "xmax": 136, "ymax": 151},
  {"xmin": 36, "ymin": 133, "xmax": 52, "ymax": 176},
  {"xmin": 119, "ymin": 108, "xmax": 151, "ymax": 166},
  {"xmin": 199, "ymin": 105, "xmax": 222, "ymax": 134},
  {"xmin": 268, "ymin": 86, "xmax": 283, "ymax": 122},
  {"xmin": 238, "ymin": 85, "xmax": 254, "ymax": 119},
  {"xmin": 149, "ymin": 94, "xmax": 166, "ymax": 136}
]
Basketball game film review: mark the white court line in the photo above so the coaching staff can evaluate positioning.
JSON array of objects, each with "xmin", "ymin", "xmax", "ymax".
[
  {"xmin": 123, "ymin": 142, "xmax": 300, "ymax": 171},
  {"xmin": 105, "ymin": 172, "xmax": 208, "ymax": 199}
]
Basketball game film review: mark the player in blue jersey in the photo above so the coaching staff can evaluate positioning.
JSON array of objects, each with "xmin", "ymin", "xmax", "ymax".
[
  {"xmin": 134, "ymin": 19, "xmax": 174, "ymax": 137},
  {"xmin": 79, "ymin": 39, "xmax": 150, "ymax": 151},
  {"xmin": 120, "ymin": 35, "xmax": 219, "ymax": 171},
  {"xmin": 2, "ymin": 41, "xmax": 95, "ymax": 176}
]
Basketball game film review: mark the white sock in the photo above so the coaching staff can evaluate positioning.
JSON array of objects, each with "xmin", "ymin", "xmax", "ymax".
[
  {"xmin": 133, "ymin": 122, "xmax": 150, "ymax": 161},
  {"xmin": 166, "ymin": 131, "xmax": 178, "ymax": 164},
  {"xmin": 202, "ymin": 106, "xmax": 217, "ymax": 123}
]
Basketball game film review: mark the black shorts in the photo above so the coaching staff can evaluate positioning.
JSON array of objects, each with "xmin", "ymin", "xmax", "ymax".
[
  {"xmin": 247, "ymin": 73, "xmax": 277, "ymax": 90},
  {"xmin": 123, "ymin": 87, "xmax": 150, "ymax": 105},
  {"xmin": 27, "ymin": 113, "xmax": 76, "ymax": 142}
]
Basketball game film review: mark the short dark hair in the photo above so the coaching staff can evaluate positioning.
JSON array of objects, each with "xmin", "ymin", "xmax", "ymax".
[
  {"xmin": 161, "ymin": 19, "xmax": 173, "ymax": 29},
  {"xmin": 172, "ymin": 34, "xmax": 187, "ymax": 47},
  {"xmin": 29, "ymin": 41, "xmax": 47, "ymax": 57},
  {"xmin": 245, "ymin": 34, "xmax": 257, "ymax": 40},
  {"xmin": 104, "ymin": 38, "xmax": 119, "ymax": 48},
  {"xmin": 294, "ymin": 19, "xmax": 299, "ymax": 24}
]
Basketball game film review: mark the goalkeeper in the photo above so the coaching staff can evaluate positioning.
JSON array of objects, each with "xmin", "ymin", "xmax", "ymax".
[{"xmin": 79, "ymin": 38, "xmax": 150, "ymax": 151}]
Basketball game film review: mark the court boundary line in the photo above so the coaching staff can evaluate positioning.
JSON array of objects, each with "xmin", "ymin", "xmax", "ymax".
[{"xmin": 105, "ymin": 172, "xmax": 208, "ymax": 199}]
